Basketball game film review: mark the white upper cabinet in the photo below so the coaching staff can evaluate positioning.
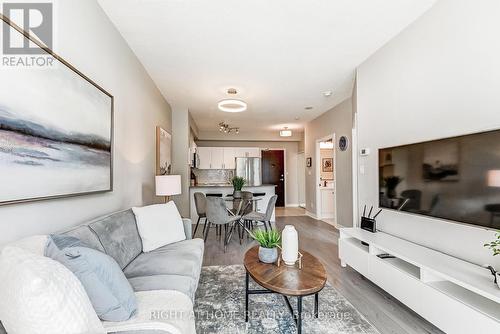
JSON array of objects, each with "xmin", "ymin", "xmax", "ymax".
[
  {"xmin": 234, "ymin": 147, "xmax": 261, "ymax": 158},
  {"xmin": 196, "ymin": 147, "xmax": 212, "ymax": 169},
  {"xmin": 196, "ymin": 147, "xmax": 261, "ymax": 169},
  {"xmin": 223, "ymin": 147, "xmax": 236, "ymax": 169},
  {"xmin": 210, "ymin": 147, "xmax": 224, "ymax": 169}
]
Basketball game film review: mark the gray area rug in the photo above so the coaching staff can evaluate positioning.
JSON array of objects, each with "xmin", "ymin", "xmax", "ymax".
[{"xmin": 194, "ymin": 265, "xmax": 380, "ymax": 334}]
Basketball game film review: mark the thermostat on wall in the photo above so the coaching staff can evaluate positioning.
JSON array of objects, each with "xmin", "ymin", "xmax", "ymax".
[{"xmin": 360, "ymin": 148, "xmax": 370, "ymax": 156}]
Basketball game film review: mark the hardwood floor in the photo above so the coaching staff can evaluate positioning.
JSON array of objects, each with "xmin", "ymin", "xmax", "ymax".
[
  {"xmin": 275, "ymin": 206, "xmax": 306, "ymax": 217},
  {"xmin": 196, "ymin": 215, "xmax": 444, "ymax": 334}
]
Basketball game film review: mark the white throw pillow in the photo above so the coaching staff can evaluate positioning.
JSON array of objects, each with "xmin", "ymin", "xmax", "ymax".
[
  {"xmin": 132, "ymin": 202, "xmax": 186, "ymax": 252},
  {"xmin": 0, "ymin": 246, "xmax": 105, "ymax": 334},
  {"xmin": 5, "ymin": 235, "xmax": 48, "ymax": 255}
]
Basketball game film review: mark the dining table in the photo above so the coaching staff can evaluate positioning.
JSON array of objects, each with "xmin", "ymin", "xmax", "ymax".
[{"xmin": 224, "ymin": 194, "xmax": 264, "ymax": 216}]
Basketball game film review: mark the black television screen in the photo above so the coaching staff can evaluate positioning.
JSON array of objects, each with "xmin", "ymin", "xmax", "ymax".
[{"xmin": 379, "ymin": 129, "xmax": 500, "ymax": 230}]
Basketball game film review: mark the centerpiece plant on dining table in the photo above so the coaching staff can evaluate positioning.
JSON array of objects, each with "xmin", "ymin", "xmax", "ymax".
[
  {"xmin": 249, "ymin": 229, "xmax": 281, "ymax": 264},
  {"xmin": 231, "ymin": 176, "xmax": 246, "ymax": 198}
]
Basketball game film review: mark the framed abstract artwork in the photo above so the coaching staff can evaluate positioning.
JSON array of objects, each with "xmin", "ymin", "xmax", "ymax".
[
  {"xmin": 0, "ymin": 17, "xmax": 113, "ymax": 205},
  {"xmin": 156, "ymin": 126, "xmax": 172, "ymax": 175},
  {"xmin": 322, "ymin": 158, "xmax": 333, "ymax": 172}
]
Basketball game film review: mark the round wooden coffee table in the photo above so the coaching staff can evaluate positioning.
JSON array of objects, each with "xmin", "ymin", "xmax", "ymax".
[{"xmin": 243, "ymin": 245, "xmax": 327, "ymax": 334}]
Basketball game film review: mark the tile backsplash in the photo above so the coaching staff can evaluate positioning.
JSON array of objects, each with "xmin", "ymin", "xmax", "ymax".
[{"xmin": 193, "ymin": 169, "xmax": 234, "ymax": 184}]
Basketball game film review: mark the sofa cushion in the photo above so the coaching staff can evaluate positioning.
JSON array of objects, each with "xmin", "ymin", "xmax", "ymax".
[
  {"xmin": 128, "ymin": 274, "xmax": 198, "ymax": 302},
  {"xmin": 89, "ymin": 209, "xmax": 143, "ymax": 269},
  {"xmin": 123, "ymin": 238, "xmax": 204, "ymax": 279},
  {"xmin": 46, "ymin": 243, "xmax": 138, "ymax": 322},
  {"xmin": 62, "ymin": 225, "xmax": 105, "ymax": 253}
]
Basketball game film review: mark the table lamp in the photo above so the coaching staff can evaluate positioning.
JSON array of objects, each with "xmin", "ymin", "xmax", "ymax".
[{"xmin": 155, "ymin": 175, "xmax": 181, "ymax": 203}]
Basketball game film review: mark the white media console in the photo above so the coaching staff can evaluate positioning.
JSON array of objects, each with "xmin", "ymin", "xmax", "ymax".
[{"xmin": 339, "ymin": 228, "xmax": 500, "ymax": 333}]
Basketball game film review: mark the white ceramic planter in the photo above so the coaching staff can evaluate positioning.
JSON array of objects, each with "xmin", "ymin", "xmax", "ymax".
[{"xmin": 281, "ymin": 225, "xmax": 298, "ymax": 265}]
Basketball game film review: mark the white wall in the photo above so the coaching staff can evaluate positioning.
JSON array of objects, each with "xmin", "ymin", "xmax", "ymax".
[
  {"xmin": 171, "ymin": 106, "xmax": 191, "ymax": 217},
  {"xmin": 304, "ymin": 98, "xmax": 354, "ymax": 226},
  {"xmin": 196, "ymin": 140, "xmax": 300, "ymax": 206},
  {"xmin": 0, "ymin": 0, "xmax": 171, "ymax": 245},
  {"xmin": 356, "ymin": 0, "xmax": 500, "ymax": 267}
]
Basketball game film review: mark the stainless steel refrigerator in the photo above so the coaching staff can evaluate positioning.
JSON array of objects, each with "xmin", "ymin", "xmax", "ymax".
[{"xmin": 235, "ymin": 157, "xmax": 262, "ymax": 186}]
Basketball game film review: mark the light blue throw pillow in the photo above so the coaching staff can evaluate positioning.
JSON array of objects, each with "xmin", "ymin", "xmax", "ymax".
[{"xmin": 45, "ymin": 235, "xmax": 137, "ymax": 321}]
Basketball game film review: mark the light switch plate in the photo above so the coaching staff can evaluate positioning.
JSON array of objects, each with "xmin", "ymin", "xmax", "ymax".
[{"xmin": 360, "ymin": 148, "xmax": 370, "ymax": 156}]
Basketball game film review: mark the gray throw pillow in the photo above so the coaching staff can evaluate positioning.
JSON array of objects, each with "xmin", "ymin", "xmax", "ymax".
[
  {"xmin": 45, "ymin": 234, "xmax": 88, "ymax": 252},
  {"xmin": 45, "ymin": 236, "xmax": 137, "ymax": 321}
]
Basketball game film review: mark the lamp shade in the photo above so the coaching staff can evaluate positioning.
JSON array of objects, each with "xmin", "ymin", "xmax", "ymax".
[
  {"xmin": 155, "ymin": 175, "xmax": 182, "ymax": 196},
  {"xmin": 487, "ymin": 170, "xmax": 500, "ymax": 187}
]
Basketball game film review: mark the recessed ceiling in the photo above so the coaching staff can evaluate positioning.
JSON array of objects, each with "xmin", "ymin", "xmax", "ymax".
[{"xmin": 98, "ymin": 0, "xmax": 436, "ymax": 138}]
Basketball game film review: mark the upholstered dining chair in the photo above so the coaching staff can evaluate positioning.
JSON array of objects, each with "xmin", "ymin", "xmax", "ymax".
[
  {"xmin": 205, "ymin": 197, "xmax": 242, "ymax": 252},
  {"xmin": 241, "ymin": 195, "xmax": 278, "ymax": 238},
  {"xmin": 193, "ymin": 192, "xmax": 207, "ymax": 238}
]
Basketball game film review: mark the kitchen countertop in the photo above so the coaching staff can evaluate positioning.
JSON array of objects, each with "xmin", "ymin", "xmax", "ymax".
[{"xmin": 190, "ymin": 184, "xmax": 276, "ymax": 188}]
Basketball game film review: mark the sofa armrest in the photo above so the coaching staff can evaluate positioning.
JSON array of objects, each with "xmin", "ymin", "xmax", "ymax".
[{"xmin": 182, "ymin": 218, "xmax": 192, "ymax": 239}]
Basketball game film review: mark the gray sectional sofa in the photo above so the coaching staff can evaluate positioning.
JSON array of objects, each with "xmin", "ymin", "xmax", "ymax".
[{"xmin": 0, "ymin": 208, "xmax": 204, "ymax": 334}]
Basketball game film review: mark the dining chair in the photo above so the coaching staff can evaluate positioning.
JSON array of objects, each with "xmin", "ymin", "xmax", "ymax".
[
  {"xmin": 193, "ymin": 192, "xmax": 208, "ymax": 238},
  {"xmin": 242, "ymin": 195, "xmax": 278, "ymax": 234},
  {"xmin": 205, "ymin": 197, "xmax": 242, "ymax": 252}
]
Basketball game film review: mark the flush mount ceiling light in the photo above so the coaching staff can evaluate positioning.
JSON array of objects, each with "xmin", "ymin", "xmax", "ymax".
[
  {"xmin": 219, "ymin": 122, "xmax": 239, "ymax": 134},
  {"xmin": 323, "ymin": 90, "xmax": 332, "ymax": 97},
  {"xmin": 280, "ymin": 127, "xmax": 292, "ymax": 137},
  {"xmin": 218, "ymin": 99, "xmax": 247, "ymax": 113}
]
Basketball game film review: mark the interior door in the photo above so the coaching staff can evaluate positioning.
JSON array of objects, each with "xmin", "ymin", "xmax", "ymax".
[{"xmin": 261, "ymin": 150, "xmax": 285, "ymax": 207}]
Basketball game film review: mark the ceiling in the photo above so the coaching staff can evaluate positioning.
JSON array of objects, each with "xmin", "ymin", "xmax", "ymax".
[{"xmin": 98, "ymin": 0, "xmax": 436, "ymax": 139}]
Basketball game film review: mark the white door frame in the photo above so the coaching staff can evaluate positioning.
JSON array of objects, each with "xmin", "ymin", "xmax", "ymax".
[
  {"xmin": 297, "ymin": 151, "xmax": 306, "ymax": 208},
  {"xmin": 315, "ymin": 134, "xmax": 337, "ymax": 223}
]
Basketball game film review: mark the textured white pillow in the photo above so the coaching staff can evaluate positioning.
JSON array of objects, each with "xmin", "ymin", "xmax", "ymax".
[
  {"xmin": 132, "ymin": 202, "xmax": 186, "ymax": 252},
  {"xmin": 0, "ymin": 246, "xmax": 105, "ymax": 334},
  {"xmin": 6, "ymin": 235, "xmax": 48, "ymax": 255}
]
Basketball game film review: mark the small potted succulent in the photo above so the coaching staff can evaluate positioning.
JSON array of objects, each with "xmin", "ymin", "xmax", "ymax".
[
  {"xmin": 484, "ymin": 231, "xmax": 500, "ymax": 289},
  {"xmin": 249, "ymin": 229, "xmax": 281, "ymax": 264},
  {"xmin": 231, "ymin": 176, "xmax": 246, "ymax": 198}
]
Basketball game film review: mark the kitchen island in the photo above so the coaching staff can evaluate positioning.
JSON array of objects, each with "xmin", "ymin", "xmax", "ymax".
[{"xmin": 189, "ymin": 184, "xmax": 276, "ymax": 224}]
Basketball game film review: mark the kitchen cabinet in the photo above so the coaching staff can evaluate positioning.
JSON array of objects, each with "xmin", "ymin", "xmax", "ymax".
[
  {"xmin": 235, "ymin": 147, "xmax": 261, "ymax": 158},
  {"xmin": 210, "ymin": 148, "xmax": 224, "ymax": 169},
  {"xmin": 320, "ymin": 188, "xmax": 335, "ymax": 218},
  {"xmin": 196, "ymin": 147, "xmax": 261, "ymax": 169},
  {"xmin": 197, "ymin": 147, "xmax": 212, "ymax": 169},
  {"xmin": 223, "ymin": 147, "xmax": 236, "ymax": 169}
]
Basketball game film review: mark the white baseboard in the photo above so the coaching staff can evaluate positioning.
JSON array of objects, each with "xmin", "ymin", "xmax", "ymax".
[
  {"xmin": 285, "ymin": 203, "xmax": 299, "ymax": 207},
  {"xmin": 305, "ymin": 211, "xmax": 318, "ymax": 219}
]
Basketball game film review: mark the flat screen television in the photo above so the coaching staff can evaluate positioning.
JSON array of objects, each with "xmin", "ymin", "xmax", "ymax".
[{"xmin": 379, "ymin": 129, "xmax": 500, "ymax": 230}]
